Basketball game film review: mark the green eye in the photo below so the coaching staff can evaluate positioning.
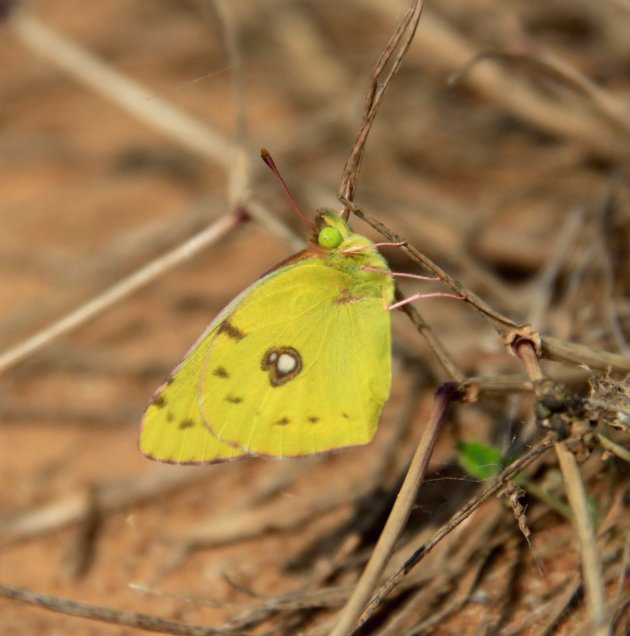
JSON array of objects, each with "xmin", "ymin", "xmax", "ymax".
[{"xmin": 318, "ymin": 226, "xmax": 343, "ymax": 249}]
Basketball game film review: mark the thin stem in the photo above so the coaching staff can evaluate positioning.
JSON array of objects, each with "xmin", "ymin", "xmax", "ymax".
[
  {"xmin": 0, "ymin": 214, "xmax": 243, "ymax": 374},
  {"xmin": 11, "ymin": 11, "xmax": 233, "ymax": 165},
  {"xmin": 0, "ymin": 583, "xmax": 240, "ymax": 635},
  {"xmin": 555, "ymin": 444, "xmax": 608, "ymax": 636},
  {"xmin": 513, "ymin": 338, "xmax": 544, "ymax": 383},
  {"xmin": 212, "ymin": 0, "xmax": 250, "ymax": 209},
  {"xmin": 357, "ymin": 439, "xmax": 553, "ymax": 626},
  {"xmin": 348, "ymin": 203, "xmax": 520, "ymax": 332},
  {"xmin": 330, "ymin": 382, "xmax": 457, "ymax": 636},
  {"xmin": 392, "ymin": 287, "xmax": 465, "ymax": 382},
  {"xmin": 338, "ymin": 0, "xmax": 424, "ymax": 207}
]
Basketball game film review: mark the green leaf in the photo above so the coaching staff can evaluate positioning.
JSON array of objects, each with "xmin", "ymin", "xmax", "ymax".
[{"xmin": 456, "ymin": 440, "xmax": 505, "ymax": 480}]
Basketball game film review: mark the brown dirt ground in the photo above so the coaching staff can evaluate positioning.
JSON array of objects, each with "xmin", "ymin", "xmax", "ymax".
[{"xmin": 1, "ymin": 1, "xmax": 629, "ymax": 635}]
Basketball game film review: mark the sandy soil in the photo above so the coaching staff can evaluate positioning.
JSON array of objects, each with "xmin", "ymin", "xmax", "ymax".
[{"xmin": 1, "ymin": 1, "xmax": 629, "ymax": 634}]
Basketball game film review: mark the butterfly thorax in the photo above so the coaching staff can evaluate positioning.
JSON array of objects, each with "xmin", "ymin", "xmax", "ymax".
[{"xmin": 310, "ymin": 210, "xmax": 395, "ymax": 304}]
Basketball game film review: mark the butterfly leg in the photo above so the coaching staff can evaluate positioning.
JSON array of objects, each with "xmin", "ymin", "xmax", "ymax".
[
  {"xmin": 358, "ymin": 265, "xmax": 463, "ymax": 309},
  {"xmin": 342, "ymin": 241, "xmax": 406, "ymax": 255},
  {"xmin": 387, "ymin": 292, "xmax": 464, "ymax": 311},
  {"xmin": 360, "ymin": 265, "xmax": 439, "ymax": 282}
]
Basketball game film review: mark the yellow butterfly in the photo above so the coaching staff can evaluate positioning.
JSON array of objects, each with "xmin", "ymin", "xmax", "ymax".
[{"xmin": 139, "ymin": 210, "xmax": 394, "ymax": 463}]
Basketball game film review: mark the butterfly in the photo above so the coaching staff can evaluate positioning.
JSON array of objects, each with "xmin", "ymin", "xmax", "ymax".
[{"xmin": 139, "ymin": 209, "xmax": 395, "ymax": 463}]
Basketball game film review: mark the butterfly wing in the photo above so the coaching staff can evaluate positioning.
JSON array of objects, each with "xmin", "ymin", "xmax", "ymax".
[
  {"xmin": 139, "ymin": 255, "xmax": 391, "ymax": 463},
  {"xmin": 138, "ymin": 305, "xmax": 252, "ymax": 464},
  {"xmin": 138, "ymin": 265, "xmax": 295, "ymax": 464}
]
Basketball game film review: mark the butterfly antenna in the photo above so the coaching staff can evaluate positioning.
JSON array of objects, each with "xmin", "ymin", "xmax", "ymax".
[{"xmin": 261, "ymin": 148, "xmax": 313, "ymax": 229}]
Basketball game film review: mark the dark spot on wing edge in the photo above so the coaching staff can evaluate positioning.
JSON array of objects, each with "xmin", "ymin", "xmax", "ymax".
[
  {"xmin": 152, "ymin": 394, "xmax": 166, "ymax": 408},
  {"xmin": 218, "ymin": 320, "xmax": 246, "ymax": 341}
]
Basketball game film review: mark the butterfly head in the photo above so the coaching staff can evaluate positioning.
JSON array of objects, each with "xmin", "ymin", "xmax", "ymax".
[{"xmin": 311, "ymin": 211, "xmax": 374, "ymax": 256}]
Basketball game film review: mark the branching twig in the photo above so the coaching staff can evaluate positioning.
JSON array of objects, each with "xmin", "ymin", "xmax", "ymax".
[
  {"xmin": 0, "ymin": 213, "xmax": 244, "ymax": 374},
  {"xmin": 10, "ymin": 11, "xmax": 234, "ymax": 164},
  {"xmin": 393, "ymin": 287, "xmax": 465, "ymax": 382},
  {"xmin": 337, "ymin": 0, "xmax": 423, "ymax": 207},
  {"xmin": 350, "ymin": 204, "xmax": 630, "ymax": 374},
  {"xmin": 330, "ymin": 382, "xmax": 458, "ymax": 636},
  {"xmin": 357, "ymin": 438, "xmax": 554, "ymax": 627}
]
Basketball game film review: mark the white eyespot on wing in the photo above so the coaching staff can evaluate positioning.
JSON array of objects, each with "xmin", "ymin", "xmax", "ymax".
[
  {"xmin": 261, "ymin": 346, "xmax": 302, "ymax": 387},
  {"xmin": 277, "ymin": 352, "xmax": 298, "ymax": 374}
]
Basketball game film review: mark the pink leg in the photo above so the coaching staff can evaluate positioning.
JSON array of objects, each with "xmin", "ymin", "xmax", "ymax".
[
  {"xmin": 387, "ymin": 292, "xmax": 464, "ymax": 311},
  {"xmin": 371, "ymin": 241, "xmax": 407, "ymax": 249},
  {"xmin": 358, "ymin": 265, "xmax": 463, "ymax": 309},
  {"xmin": 341, "ymin": 241, "xmax": 406, "ymax": 255},
  {"xmin": 360, "ymin": 265, "xmax": 439, "ymax": 282}
]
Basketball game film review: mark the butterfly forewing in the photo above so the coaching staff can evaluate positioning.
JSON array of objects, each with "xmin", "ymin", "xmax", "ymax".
[{"xmin": 198, "ymin": 258, "xmax": 391, "ymax": 458}]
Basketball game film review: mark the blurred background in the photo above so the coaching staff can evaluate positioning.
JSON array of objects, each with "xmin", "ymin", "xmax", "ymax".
[{"xmin": 1, "ymin": 1, "xmax": 629, "ymax": 633}]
